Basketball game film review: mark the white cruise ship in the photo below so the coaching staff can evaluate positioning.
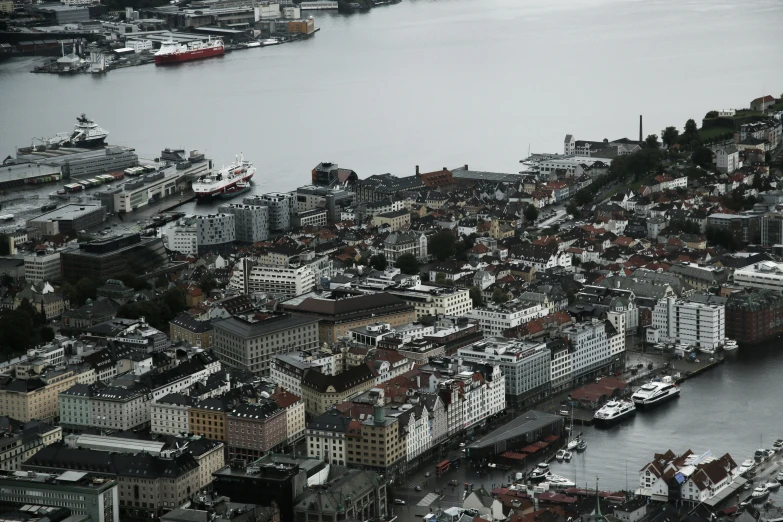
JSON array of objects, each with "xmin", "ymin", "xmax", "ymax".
[
  {"xmin": 593, "ymin": 399, "xmax": 636, "ymax": 427},
  {"xmin": 192, "ymin": 154, "xmax": 255, "ymax": 198},
  {"xmin": 631, "ymin": 376, "xmax": 680, "ymax": 409}
]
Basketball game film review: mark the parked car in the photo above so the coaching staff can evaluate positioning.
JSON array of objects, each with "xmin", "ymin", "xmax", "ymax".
[
  {"xmin": 414, "ymin": 486, "xmax": 422, "ymax": 491},
  {"xmin": 394, "ymin": 499, "xmax": 405, "ymax": 505}
]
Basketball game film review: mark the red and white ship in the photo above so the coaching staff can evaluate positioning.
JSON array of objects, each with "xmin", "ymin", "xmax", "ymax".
[
  {"xmin": 193, "ymin": 154, "xmax": 255, "ymax": 198},
  {"xmin": 154, "ymin": 38, "xmax": 224, "ymax": 65}
]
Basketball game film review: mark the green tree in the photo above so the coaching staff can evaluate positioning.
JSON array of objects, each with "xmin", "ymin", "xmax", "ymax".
[
  {"xmin": 524, "ymin": 205, "xmax": 539, "ymax": 223},
  {"xmin": 75, "ymin": 278, "xmax": 98, "ymax": 306},
  {"xmin": 661, "ymin": 126, "xmax": 680, "ymax": 148},
  {"xmin": 469, "ymin": 286, "xmax": 484, "ymax": 307},
  {"xmin": 0, "ymin": 274, "xmax": 12, "ymax": 288},
  {"xmin": 198, "ymin": 273, "xmax": 218, "ymax": 295},
  {"xmin": 39, "ymin": 326, "xmax": 55, "ymax": 343},
  {"xmin": 705, "ymin": 111, "xmax": 718, "ymax": 119},
  {"xmin": 645, "ymin": 134, "xmax": 660, "ymax": 149},
  {"xmin": 61, "ymin": 282, "xmax": 80, "ymax": 306},
  {"xmin": 0, "ymin": 309, "xmax": 35, "ymax": 352},
  {"xmin": 395, "ymin": 253, "xmax": 419, "ymax": 275},
  {"xmin": 684, "ymin": 119, "xmax": 698, "ymax": 134},
  {"xmin": 492, "ymin": 287, "xmax": 509, "ymax": 304},
  {"xmin": 765, "ymin": 151, "xmax": 772, "ymax": 164},
  {"xmin": 430, "ymin": 231, "xmax": 456, "ymax": 261},
  {"xmin": 0, "ymin": 235, "xmax": 9, "ymax": 256},
  {"xmin": 566, "ymin": 202, "xmax": 579, "ymax": 218},
  {"xmin": 369, "ymin": 254, "xmax": 387, "ymax": 271},
  {"xmin": 691, "ymin": 147, "xmax": 714, "ymax": 169},
  {"xmin": 418, "ymin": 314, "xmax": 437, "ymax": 326},
  {"xmin": 435, "ymin": 272, "xmax": 447, "ymax": 284},
  {"xmin": 163, "ymin": 287, "xmax": 186, "ymax": 317}
]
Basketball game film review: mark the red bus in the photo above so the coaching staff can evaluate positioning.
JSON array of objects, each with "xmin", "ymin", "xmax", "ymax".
[{"xmin": 435, "ymin": 459, "xmax": 450, "ymax": 476}]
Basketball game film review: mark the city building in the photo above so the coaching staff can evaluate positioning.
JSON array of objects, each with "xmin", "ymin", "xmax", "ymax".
[
  {"xmin": 292, "ymin": 208, "xmax": 328, "ymax": 228},
  {"xmin": 372, "ymin": 209, "xmax": 410, "ymax": 231},
  {"xmin": 295, "ymin": 183, "xmax": 355, "ymax": 221},
  {"xmin": 271, "ymin": 351, "xmax": 336, "ymax": 397},
  {"xmin": 270, "ymin": 389, "xmax": 306, "ymax": 445},
  {"xmin": 213, "ymin": 313, "xmax": 321, "ymax": 376},
  {"xmin": 217, "ymin": 203, "xmax": 269, "ymax": 243},
  {"xmin": 169, "ymin": 313, "xmax": 214, "ymax": 349},
  {"xmin": 725, "ymin": 290, "xmax": 783, "ymax": 345},
  {"xmin": 0, "ymin": 367, "xmax": 80, "ymax": 422},
  {"xmin": 0, "ymin": 420, "xmax": 62, "ymax": 471},
  {"xmin": 27, "ymin": 204, "xmax": 106, "ymax": 236},
  {"xmin": 227, "ymin": 400, "xmax": 287, "ymax": 460},
  {"xmin": 150, "ymin": 393, "xmax": 192, "ymax": 435},
  {"xmin": 244, "ymin": 192, "xmax": 295, "ymax": 232},
  {"xmin": 638, "ymin": 449, "xmax": 738, "ymax": 504},
  {"xmin": 715, "ymin": 146, "xmax": 739, "ymax": 173},
  {"xmin": 459, "ymin": 339, "xmax": 550, "ymax": 406},
  {"xmin": 345, "ymin": 407, "xmax": 406, "ymax": 476},
  {"xmin": 465, "ymin": 302, "xmax": 547, "ymax": 337},
  {"xmin": 383, "ymin": 231, "xmax": 429, "ymax": 262},
  {"xmin": 301, "ymin": 364, "xmax": 376, "ymax": 417},
  {"xmin": 761, "ymin": 212, "xmax": 783, "ymax": 246},
  {"xmin": 23, "ymin": 251, "xmax": 61, "ymax": 283},
  {"xmin": 292, "ymin": 468, "xmax": 387, "ymax": 522},
  {"xmin": 562, "ymin": 320, "xmax": 623, "ymax": 385},
  {"xmin": 646, "ymin": 296, "xmax": 726, "ymax": 352},
  {"xmin": 229, "ymin": 255, "xmax": 332, "ymax": 299},
  {"xmin": 387, "ymin": 284, "xmax": 473, "ymax": 319},
  {"xmin": 734, "ymin": 260, "xmax": 783, "ymax": 291},
  {"xmin": 90, "ymin": 385, "xmax": 152, "ymax": 431},
  {"xmin": 60, "ymin": 234, "xmax": 169, "ymax": 282},
  {"xmin": 0, "ymin": 470, "xmax": 119, "ymax": 522},
  {"xmin": 169, "ymin": 214, "xmax": 236, "ymax": 255},
  {"xmin": 282, "ymin": 292, "xmax": 417, "ymax": 343},
  {"xmin": 306, "ymin": 409, "xmax": 352, "ymax": 465}
]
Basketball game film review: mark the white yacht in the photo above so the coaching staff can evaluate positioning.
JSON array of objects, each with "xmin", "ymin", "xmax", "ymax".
[
  {"xmin": 563, "ymin": 451, "xmax": 572, "ymax": 461},
  {"xmin": 767, "ymin": 480, "xmax": 780, "ymax": 491},
  {"xmin": 556, "ymin": 449, "xmax": 566, "ymax": 461},
  {"xmin": 723, "ymin": 339, "xmax": 738, "ymax": 351},
  {"xmin": 593, "ymin": 400, "xmax": 636, "ymax": 427},
  {"xmin": 776, "ymin": 471, "xmax": 783, "ymax": 482},
  {"xmin": 751, "ymin": 484, "xmax": 770, "ymax": 500},
  {"xmin": 544, "ymin": 474, "xmax": 576, "ymax": 488},
  {"xmin": 631, "ymin": 376, "xmax": 680, "ymax": 409},
  {"xmin": 530, "ymin": 464, "xmax": 550, "ymax": 482},
  {"xmin": 738, "ymin": 459, "xmax": 755, "ymax": 474}
]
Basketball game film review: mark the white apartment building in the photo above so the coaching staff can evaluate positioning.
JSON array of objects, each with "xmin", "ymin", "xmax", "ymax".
[
  {"xmin": 244, "ymin": 192, "xmax": 295, "ymax": 232},
  {"xmin": 457, "ymin": 366, "xmax": 506, "ymax": 430},
  {"xmin": 459, "ymin": 339, "xmax": 550, "ymax": 405},
  {"xmin": 59, "ymin": 384, "xmax": 93, "ymax": 428},
  {"xmin": 90, "ymin": 386, "xmax": 152, "ymax": 431},
  {"xmin": 388, "ymin": 284, "xmax": 472, "ymax": 319},
  {"xmin": 465, "ymin": 302, "xmax": 547, "ymax": 337},
  {"xmin": 390, "ymin": 404, "xmax": 430, "ymax": 463},
  {"xmin": 548, "ymin": 341, "xmax": 572, "ymax": 392},
  {"xmin": 716, "ymin": 146, "xmax": 739, "ymax": 174},
  {"xmin": 229, "ymin": 255, "xmax": 331, "ymax": 299},
  {"xmin": 24, "ymin": 252, "xmax": 61, "ymax": 283},
  {"xmin": 562, "ymin": 320, "xmax": 617, "ymax": 384},
  {"xmin": 306, "ymin": 409, "xmax": 352, "ymax": 465},
  {"xmin": 217, "ymin": 203, "xmax": 269, "ymax": 243},
  {"xmin": 646, "ymin": 296, "xmax": 725, "ymax": 352},
  {"xmin": 150, "ymin": 394, "xmax": 192, "ymax": 435},
  {"xmin": 733, "ymin": 261, "xmax": 783, "ymax": 292}
]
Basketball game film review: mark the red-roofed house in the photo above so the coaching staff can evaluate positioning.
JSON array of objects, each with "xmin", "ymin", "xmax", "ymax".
[{"xmin": 270, "ymin": 389, "xmax": 306, "ymax": 444}]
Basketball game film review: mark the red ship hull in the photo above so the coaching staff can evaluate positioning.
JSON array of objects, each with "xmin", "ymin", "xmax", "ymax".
[
  {"xmin": 194, "ymin": 172, "xmax": 254, "ymax": 198},
  {"xmin": 155, "ymin": 46, "xmax": 224, "ymax": 65}
]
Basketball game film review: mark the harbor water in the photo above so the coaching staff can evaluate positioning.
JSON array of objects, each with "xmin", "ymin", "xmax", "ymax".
[
  {"xmin": 2, "ymin": 0, "xmax": 783, "ymax": 197},
  {"xmin": 552, "ymin": 339, "xmax": 783, "ymax": 497}
]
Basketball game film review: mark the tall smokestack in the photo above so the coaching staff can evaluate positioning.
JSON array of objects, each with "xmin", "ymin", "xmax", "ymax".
[{"xmin": 639, "ymin": 115, "xmax": 643, "ymax": 144}]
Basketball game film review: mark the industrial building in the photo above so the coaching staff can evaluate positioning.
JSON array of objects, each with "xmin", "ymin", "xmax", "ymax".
[
  {"xmin": 60, "ymin": 233, "xmax": 169, "ymax": 282},
  {"xmin": 13, "ymin": 146, "xmax": 138, "ymax": 179},
  {"xmin": 28, "ymin": 204, "xmax": 106, "ymax": 236},
  {"xmin": 0, "ymin": 163, "xmax": 62, "ymax": 190}
]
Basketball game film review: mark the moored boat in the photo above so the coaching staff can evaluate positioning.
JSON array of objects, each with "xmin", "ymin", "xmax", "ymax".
[
  {"xmin": 216, "ymin": 181, "xmax": 251, "ymax": 199},
  {"xmin": 193, "ymin": 155, "xmax": 255, "ymax": 198},
  {"xmin": 556, "ymin": 449, "xmax": 565, "ymax": 461},
  {"xmin": 723, "ymin": 339, "xmax": 738, "ymax": 351},
  {"xmin": 751, "ymin": 484, "xmax": 770, "ymax": 501},
  {"xmin": 155, "ymin": 38, "xmax": 224, "ymax": 65},
  {"xmin": 632, "ymin": 376, "xmax": 680, "ymax": 409},
  {"xmin": 593, "ymin": 400, "xmax": 636, "ymax": 427}
]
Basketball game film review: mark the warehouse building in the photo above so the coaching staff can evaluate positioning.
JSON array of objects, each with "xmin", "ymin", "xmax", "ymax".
[
  {"xmin": 465, "ymin": 410, "xmax": 564, "ymax": 460},
  {"xmin": 28, "ymin": 204, "xmax": 106, "ymax": 236},
  {"xmin": 14, "ymin": 146, "xmax": 138, "ymax": 179}
]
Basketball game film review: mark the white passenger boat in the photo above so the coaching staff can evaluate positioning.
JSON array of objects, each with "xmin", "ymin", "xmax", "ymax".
[
  {"xmin": 723, "ymin": 339, "xmax": 738, "ymax": 351},
  {"xmin": 593, "ymin": 400, "xmax": 636, "ymax": 427},
  {"xmin": 632, "ymin": 376, "xmax": 680, "ymax": 409}
]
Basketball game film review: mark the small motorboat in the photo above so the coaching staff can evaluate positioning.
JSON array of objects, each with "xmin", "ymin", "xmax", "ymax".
[
  {"xmin": 544, "ymin": 473, "xmax": 576, "ymax": 488},
  {"xmin": 766, "ymin": 480, "xmax": 780, "ymax": 491},
  {"xmin": 723, "ymin": 339, "xmax": 738, "ymax": 351},
  {"xmin": 577, "ymin": 439, "xmax": 587, "ymax": 452},
  {"xmin": 556, "ymin": 449, "xmax": 566, "ymax": 461},
  {"xmin": 243, "ymin": 41, "xmax": 261, "ymax": 48},
  {"xmin": 563, "ymin": 451, "xmax": 573, "ymax": 462},
  {"xmin": 567, "ymin": 437, "xmax": 580, "ymax": 451},
  {"xmin": 530, "ymin": 466, "xmax": 549, "ymax": 482},
  {"xmin": 754, "ymin": 449, "xmax": 766, "ymax": 461},
  {"xmin": 751, "ymin": 484, "xmax": 770, "ymax": 501},
  {"xmin": 739, "ymin": 459, "xmax": 756, "ymax": 474},
  {"xmin": 773, "ymin": 439, "xmax": 783, "ymax": 450},
  {"xmin": 776, "ymin": 471, "xmax": 783, "ymax": 482},
  {"xmin": 262, "ymin": 38, "xmax": 280, "ymax": 46}
]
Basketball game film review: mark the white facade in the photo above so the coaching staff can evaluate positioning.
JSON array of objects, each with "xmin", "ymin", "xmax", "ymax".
[
  {"xmin": 90, "ymin": 389, "xmax": 152, "ymax": 431},
  {"xmin": 389, "ymin": 284, "xmax": 473, "ymax": 318},
  {"xmin": 24, "ymin": 252, "xmax": 61, "ymax": 283},
  {"xmin": 458, "ymin": 339, "xmax": 550, "ymax": 401},
  {"xmin": 230, "ymin": 263, "xmax": 315, "ymax": 299},
  {"xmin": 646, "ymin": 297, "xmax": 725, "ymax": 352},
  {"xmin": 150, "ymin": 400, "xmax": 190, "ymax": 435},
  {"xmin": 400, "ymin": 405, "xmax": 430, "ymax": 462},
  {"xmin": 59, "ymin": 393, "xmax": 91, "ymax": 428},
  {"xmin": 465, "ymin": 303, "xmax": 547, "ymax": 337},
  {"xmin": 716, "ymin": 147, "xmax": 739, "ymax": 174},
  {"xmin": 733, "ymin": 261, "xmax": 783, "ymax": 292},
  {"xmin": 218, "ymin": 203, "xmax": 269, "ymax": 243},
  {"xmin": 281, "ymin": 398, "xmax": 306, "ymax": 444},
  {"xmin": 459, "ymin": 366, "xmax": 506, "ymax": 429},
  {"xmin": 562, "ymin": 320, "xmax": 616, "ymax": 382},
  {"xmin": 196, "ymin": 213, "xmax": 236, "ymax": 251},
  {"xmin": 125, "ymin": 39, "xmax": 152, "ymax": 52}
]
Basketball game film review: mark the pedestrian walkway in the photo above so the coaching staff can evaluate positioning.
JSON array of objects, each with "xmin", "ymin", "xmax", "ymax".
[{"xmin": 417, "ymin": 493, "xmax": 439, "ymax": 507}]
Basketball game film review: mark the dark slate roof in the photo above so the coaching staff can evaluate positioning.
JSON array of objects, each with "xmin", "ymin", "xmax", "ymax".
[
  {"xmin": 283, "ymin": 293, "xmax": 413, "ymax": 321},
  {"xmin": 227, "ymin": 400, "xmax": 282, "ymax": 421},
  {"xmin": 170, "ymin": 313, "xmax": 213, "ymax": 333},
  {"xmin": 212, "ymin": 313, "xmax": 319, "ymax": 339},
  {"xmin": 307, "ymin": 409, "xmax": 352, "ymax": 433},
  {"xmin": 302, "ymin": 364, "xmax": 375, "ymax": 394}
]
